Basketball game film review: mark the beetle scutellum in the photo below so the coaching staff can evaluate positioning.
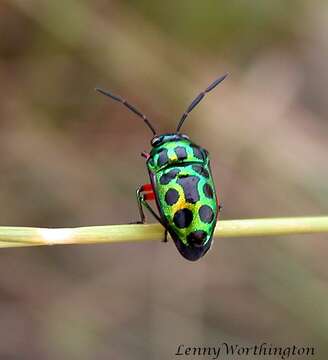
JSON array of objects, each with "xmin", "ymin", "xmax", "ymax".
[{"xmin": 96, "ymin": 74, "xmax": 227, "ymax": 261}]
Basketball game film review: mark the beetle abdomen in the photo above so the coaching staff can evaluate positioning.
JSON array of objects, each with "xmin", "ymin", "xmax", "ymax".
[{"xmin": 153, "ymin": 162, "xmax": 218, "ymax": 260}]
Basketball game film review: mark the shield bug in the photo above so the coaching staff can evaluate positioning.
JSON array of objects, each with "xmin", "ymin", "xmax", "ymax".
[{"xmin": 96, "ymin": 74, "xmax": 227, "ymax": 261}]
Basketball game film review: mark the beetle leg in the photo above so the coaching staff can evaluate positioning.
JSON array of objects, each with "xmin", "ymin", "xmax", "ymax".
[
  {"xmin": 133, "ymin": 185, "xmax": 170, "ymax": 243},
  {"xmin": 140, "ymin": 198, "xmax": 164, "ymax": 225},
  {"xmin": 141, "ymin": 152, "xmax": 150, "ymax": 160},
  {"xmin": 162, "ymin": 229, "xmax": 168, "ymax": 243},
  {"xmin": 135, "ymin": 186, "xmax": 146, "ymax": 224},
  {"xmin": 141, "ymin": 200, "xmax": 170, "ymax": 243},
  {"xmin": 134, "ymin": 184, "xmax": 159, "ymax": 224}
]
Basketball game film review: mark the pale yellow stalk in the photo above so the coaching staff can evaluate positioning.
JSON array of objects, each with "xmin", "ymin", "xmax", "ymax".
[{"xmin": 0, "ymin": 217, "xmax": 327, "ymax": 248}]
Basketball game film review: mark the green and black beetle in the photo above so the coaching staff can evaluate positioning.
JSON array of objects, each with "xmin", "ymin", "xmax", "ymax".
[{"xmin": 96, "ymin": 74, "xmax": 227, "ymax": 261}]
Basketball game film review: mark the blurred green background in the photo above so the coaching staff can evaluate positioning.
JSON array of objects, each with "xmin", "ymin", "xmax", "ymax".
[{"xmin": 0, "ymin": 0, "xmax": 328, "ymax": 359}]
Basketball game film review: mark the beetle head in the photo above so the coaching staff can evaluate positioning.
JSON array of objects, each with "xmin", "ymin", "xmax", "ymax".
[{"xmin": 151, "ymin": 133, "xmax": 190, "ymax": 148}]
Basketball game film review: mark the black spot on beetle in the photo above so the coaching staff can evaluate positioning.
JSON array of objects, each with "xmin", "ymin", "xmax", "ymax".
[
  {"xmin": 191, "ymin": 145, "xmax": 204, "ymax": 160},
  {"xmin": 187, "ymin": 230, "xmax": 207, "ymax": 247},
  {"xmin": 199, "ymin": 205, "xmax": 214, "ymax": 223},
  {"xmin": 177, "ymin": 175, "xmax": 200, "ymax": 204},
  {"xmin": 173, "ymin": 208, "xmax": 193, "ymax": 228},
  {"xmin": 157, "ymin": 149, "xmax": 169, "ymax": 167},
  {"xmin": 203, "ymin": 183, "xmax": 213, "ymax": 199},
  {"xmin": 165, "ymin": 188, "xmax": 179, "ymax": 205},
  {"xmin": 159, "ymin": 168, "xmax": 180, "ymax": 185},
  {"xmin": 192, "ymin": 164, "xmax": 209, "ymax": 178},
  {"xmin": 174, "ymin": 146, "xmax": 187, "ymax": 160}
]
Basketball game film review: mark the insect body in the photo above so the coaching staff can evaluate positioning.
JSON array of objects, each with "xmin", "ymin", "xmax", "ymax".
[
  {"xmin": 146, "ymin": 133, "xmax": 218, "ymax": 260},
  {"xmin": 96, "ymin": 74, "xmax": 227, "ymax": 261}
]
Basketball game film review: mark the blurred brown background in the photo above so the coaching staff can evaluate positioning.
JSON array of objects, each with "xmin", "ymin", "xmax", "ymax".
[{"xmin": 0, "ymin": 0, "xmax": 328, "ymax": 359}]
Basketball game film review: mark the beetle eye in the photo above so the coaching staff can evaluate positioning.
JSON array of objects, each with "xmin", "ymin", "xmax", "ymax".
[{"xmin": 151, "ymin": 136, "xmax": 163, "ymax": 147}]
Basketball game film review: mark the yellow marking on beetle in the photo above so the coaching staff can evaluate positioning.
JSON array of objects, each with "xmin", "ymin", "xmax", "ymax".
[
  {"xmin": 172, "ymin": 192, "xmax": 186, "ymax": 214},
  {"xmin": 171, "ymin": 189, "xmax": 201, "ymax": 216},
  {"xmin": 169, "ymin": 153, "xmax": 178, "ymax": 162}
]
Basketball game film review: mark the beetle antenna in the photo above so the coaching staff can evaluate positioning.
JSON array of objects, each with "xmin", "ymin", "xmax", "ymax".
[
  {"xmin": 176, "ymin": 73, "xmax": 228, "ymax": 132},
  {"xmin": 95, "ymin": 88, "xmax": 157, "ymax": 135}
]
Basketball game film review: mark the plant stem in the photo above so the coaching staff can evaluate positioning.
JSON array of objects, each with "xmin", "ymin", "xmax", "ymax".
[{"xmin": 0, "ymin": 216, "xmax": 327, "ymax": 248}]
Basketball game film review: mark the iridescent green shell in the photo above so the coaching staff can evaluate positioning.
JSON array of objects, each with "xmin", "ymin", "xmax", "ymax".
[{"xmin": 147, "ymin": 134, "xmax": 218, "ymax": 261}]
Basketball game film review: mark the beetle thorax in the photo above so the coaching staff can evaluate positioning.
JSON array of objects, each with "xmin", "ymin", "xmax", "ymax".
[{"xmin": 148, "ymin": 134, "xmax": 207, "ymax": 172}]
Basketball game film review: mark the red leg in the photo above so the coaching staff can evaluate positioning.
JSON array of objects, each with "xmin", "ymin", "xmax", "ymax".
[
  {"xmin": 140, "ymin": 183, "xmax": 155, "ymax": 201},
  {"xmin": 141, "ymin": 152, "xmax": 151, "ymax": 160},
  {"xmin": 135, "ymin": 184, "xmax": 169, "ymax": 242},
  {"xmin": 135, "ymin": 183, "xmax": 157, "ymax": 224}
]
